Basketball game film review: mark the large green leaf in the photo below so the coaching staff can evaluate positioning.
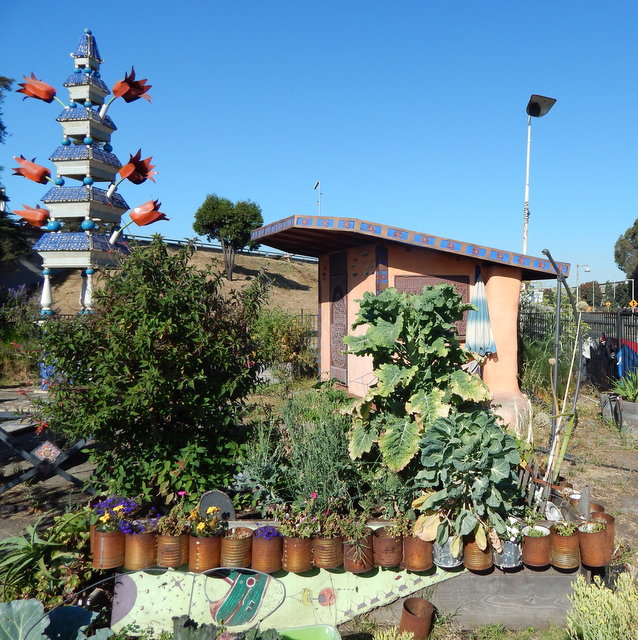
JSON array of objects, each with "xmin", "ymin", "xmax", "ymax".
[
  {"xmin": 348, "ymin": 418, "xmax": 379, "ymax": 460},
  {"xmin": 376, "ymin": 364, "xmax": 418, "ymax": 398},
  {"xmin": 0, "ymin": 599, "xmax": 46, "ymax": 640},
  {"xmin": 490, "ymin": 458, "xmax": 510, "ymax": 483},
  {"xmin": 448, "ymin": 369, "xmax": 491, "ymax": 403},
  {"xmin": 378, "ymin": 415, "xmax": 422, "ymax": 471},
  {"xmin": 406, "ymin": 388, "xmax": 448, "ymax": 427},
  {"xmin": 368, "ymin": 316, "xmax": 403, "ymax": 349}
]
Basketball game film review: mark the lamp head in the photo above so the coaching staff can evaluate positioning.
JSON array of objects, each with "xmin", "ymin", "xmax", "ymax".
[{"xmin": 526, "ymin": 94, "xmax": 557, "ymax": 118}]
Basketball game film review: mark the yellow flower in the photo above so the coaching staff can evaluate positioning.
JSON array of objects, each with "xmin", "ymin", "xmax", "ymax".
[
  {"xmin": 196, "ymin": 522, "xmax": 205, "ymax": 531},
  {"xmin": 99, "ymin": 513, "xmax": 110, "ymax": 523},
  {"xmin": 113, "ymin": 505, "xmax": 124, "ymax": 512},
  {"xmin": 207, "ymin": 506, "xmax": 219, "ymax": 515}
]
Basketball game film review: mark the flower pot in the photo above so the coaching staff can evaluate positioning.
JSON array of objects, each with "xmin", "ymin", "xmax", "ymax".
[
  {"xmin": 343, "ymin": 531, "xmax": 374, "ymax": 574},
  {"xmin": 549, "ymin": 527, "xmax": 580, "ymax": 569},
  {"xmin": 433, "ymin": 537, "xmax": 463, "ymax": 570},
  {"xmin": 157, "ymin": 535, "xmax": 184, "ymax": 568},
  {"xmin": 180, "ymin": 534, "xmax": 189, "ymax": 565},
  {"xmin": 252, "ymin": 530, "xmax": 283, "ymax": 574},
  {"xmin": 93, "ymin": 529, "xmax": 124, "ymax": 569},
  {"xmin": 463, "ymin": 536, "xmax": 492, "ymax": 572},
  {"xmin": 221, "ymin": 528, "xmax": 253, "ymax": 568},
  {"xmin": 373, "ymin": 527, "xmax": 403, "ymax": 568},
  {"xmin": 492, "ymin": 540, "xmax": 522, "ymax": 569},
  {"xmin": 124, "ymin": 532, "xmax": 156, "ymax": 570},
  {"xmin": 403, "ymin": 536, "xmax": 433, "ymax": 572},
  {"xmin": 590, "ymin": 512, "xmax": 615, "ymax": 562},
  {"xmin": 522, "ymin": 526, "xmax": 550, "ymax": 567},
  {"xmin": 590, "ymin": 502, "xmax": 605, "ymax": 513},
  {"xmin": 578, "ymin": 522, "xmax": 609, "ymax": 567},
  {"xmin": 398, "ymin": 597, "xmax": 435, "ymax": 640},
  {"xmin": 189, "ymin": 535, "xmax": 221, "ymax": 573},
  {"xmin": 282, "ymin": 537, "xmax": 313, "ymax": 573},
  {"xmin": 313, "ymin": 536, "xmax": 343, "ymax": 569}
]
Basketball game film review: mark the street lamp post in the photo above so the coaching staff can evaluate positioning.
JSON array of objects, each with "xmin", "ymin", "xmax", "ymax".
[
  {"xmin": 627, "ymin": 279, "xmax": 635, "ymax": 303},
  {"xmin": 576, "ymin": 264, "xmax": 590, "ymax": 302},
  {"xmin": 522, "ymin": 94, "xmax": 557, "ymax": 255}
]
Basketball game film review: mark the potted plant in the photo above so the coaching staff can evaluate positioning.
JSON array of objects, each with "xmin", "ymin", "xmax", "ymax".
[
  {"xmin": 120, "ymin": 508, "xmax": 161, "ymax": 571},
  {"xmin": 412, "ymin": 409, "xmax": 524, "ymax": 571},
  {"xmin": 403, "ymin": 516, "xmax": 434, "ymax": 573},
  {"xmin": 156, "ymin": 498, "xmax": 191, "ymax": 568},
  {"xmin": 492, "ymin": 519, "xmax": 523, "ymax": 570},
  {"xmin": 549, "ymin": 521, "xmax": 580, "ymax": 570},
  {"xmin": 221, "ymin": 527, "xmax": 253, "ymax": 568},
  {"xmin": 521, "ymin": 512, "xmax": 551, "ymax": 568},
  {"xmin": 373, "ymin": 511, "xmax": 409, "ymax": 569},
  {"xmin": 609, "ymin": 370, "xmax": 638, "ymax": 432},
  {"xmin": 273, "ymin": 500, "xmax": 319, "ymax": 573},
  {"xmin": 313, "ymin": 510, "xmax": 344, "ymax": 569},
  {"xmin": 340, "ymin": 510, "xmax": 374, "ymax": 574},
  {"xmin": 91, "ymin": 496, "xmax": 139, "ymax": 569},
  {"xmin": 252, "ymin": 525, "xmax": 283, "ymax": 574},
  {"xmin": 188, "ymin": 505, "xmax": 226, "ymax": 573},
  {"xmin": 578, "ymin": 521, "xmax": 609, "ymax": 567}
]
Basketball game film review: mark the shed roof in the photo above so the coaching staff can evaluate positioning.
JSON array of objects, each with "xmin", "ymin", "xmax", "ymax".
[{"xmin": 252, "ymin": 215, "xmax": 569, "ymax": 280}]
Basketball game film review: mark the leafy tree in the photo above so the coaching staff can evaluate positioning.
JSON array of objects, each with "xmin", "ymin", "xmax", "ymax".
[
  {"xmin": 615, "ymin": 220, "xmax": 638, "ymax": 283},
  {"xmin": 193, "ymin": 194, "xmax": 263, "ymax": 281},
  {"xmin": 579, "ymin": 280, "xmax": 602, "ymax": 308},
  {"xmin": 31, "ymin": 237, "xmax": 268, "ymax": 501}
]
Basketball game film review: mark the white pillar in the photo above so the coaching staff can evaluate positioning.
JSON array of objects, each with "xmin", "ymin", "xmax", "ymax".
[
  {"xmin": 83, "ymin": 268, "xmax": 95, "ymax": 311},
  {"xmin": 40, "ymin": 269, "xmax": 53, "ymax": 315}
]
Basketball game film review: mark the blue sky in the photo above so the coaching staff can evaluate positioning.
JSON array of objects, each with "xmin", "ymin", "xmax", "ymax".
[{"xmin": 2, "ymin": 1, "xmax": 637, "ymax": 286}]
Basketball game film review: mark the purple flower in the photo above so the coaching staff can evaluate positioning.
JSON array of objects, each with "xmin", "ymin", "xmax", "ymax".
[{"xmin": 254, "ymin": 525, "xmax": 281, "ymax": 540}]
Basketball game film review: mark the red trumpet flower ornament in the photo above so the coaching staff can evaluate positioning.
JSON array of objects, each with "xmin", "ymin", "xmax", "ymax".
[
  {"xmin": 12, "ymin": 156, "xmax": 52, "ymax": 185},
  {"xmin": 112, "ymin": 67, "xmax": 152, "ymax": 103},
  {"xmin": 14, "ymin": 204, "xmax": 50, "ymax": 228},
  {"xmin": 16, "ymin": 73, "xmax": 57, "ymax": 103},
  {"xmin": 130, "ymin": 199, "xmax": 168, "ymax": 226},
  {"xmin": 119, "ymin": 150, "xmax": 157, "ymax": 185}
]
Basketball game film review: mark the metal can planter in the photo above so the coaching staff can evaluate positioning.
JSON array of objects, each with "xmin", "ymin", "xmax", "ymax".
[
  {"xmin": 492, "ymin": 540, "xmax": 522, "ymax": 569},
  {"xmin": 373, "ymin": 527, "xmax": 403, "ymax": 568},
  {"xmin": 343, "ymin": 531, "xmax": 374, "ymax": 574},
  {"xmin": 590, "ymin": 512, "xmax": 615, "ymax": 563},
  {"xmin": 156, "ymin": 535, "xmax": 184, "ymax": 568},
  {"xmin": 578, "ymin": 522, "xmax": 609, "ymax": 567},
  {"xmin": 93, "ymin": 529, "xmax": 124, "ymax": 569},
  {"xmin": 433, "ymin": 537, "xmax": 463, "ymax": 570},
  {"xmin": 590, "ymin": 502, "xmax": 605, "ymax": 513},
  {"xmin": 403, "ymin": 536, "xmax": 433, "ymax": 572},
  {"xmin": 463, "ymin": 536, "xmax": 493, "ymax": 572},
  {"xmin": 252, "ymin": 530, "xmax": 283, "ymax": 574},
  {"xmin": 313, "ymin": 536, "xmax": 343, "ymax": 569},
  {"xmin": 189, "ymin": 535, "xmax": 221, "ymax": 573},
  {"xmin": 549, "ymin": 528, "xmax": 580, "ymax": 570},
  {"xmin": 124, "ymin": 532, "xmax": 156, "ymax": 571},
  {"xmin": 283, "ymin": 537, "xmax": 313, "ymax": 573},
  {"xmin": 522, "ymin": 526, "xmax": 550, "ymax": 567},
  {"xmin": 398, "ymin": 597, "xmax": 435, "ymax": 640},
  {"xmin": 221, "ymin": 528, "xmax": 253, "ymax": 568}
]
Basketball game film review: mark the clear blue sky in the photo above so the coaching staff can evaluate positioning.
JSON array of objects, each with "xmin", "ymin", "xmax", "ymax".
[{"xmin": 2, "ymin": 0, "xmax": 637, "ymax": 286}]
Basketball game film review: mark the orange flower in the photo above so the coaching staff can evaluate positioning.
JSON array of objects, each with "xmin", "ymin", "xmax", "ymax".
[
  {"xmin": 14, "ymin": 204, "xmax": 50, "ymax": 228},
  {"xmin": 12, "ymin": 156, "xmax": 51, "ymax": 184},
  {"xmin": 17, "ymin": 73, "xmax": 57, "ymax": 103},
  {"xmin": 130, "ymin": 199, "xmax": 168, "ymax": 226},
  {"xmin": 112, "ymin": 67, "xmax": 152, "ymax": 103},
  {"xmin": 119, "ymin": 149, "xmax": 157, "ymax": 185}
]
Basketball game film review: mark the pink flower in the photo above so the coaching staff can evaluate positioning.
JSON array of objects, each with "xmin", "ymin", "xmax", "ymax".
[
  {"xmin": 177, "ymin": 491, "xmax": 188, "ymax": 496},
  {"xmin": 310, "ymin": 492, "xmax": 318, "ymax": 499}
]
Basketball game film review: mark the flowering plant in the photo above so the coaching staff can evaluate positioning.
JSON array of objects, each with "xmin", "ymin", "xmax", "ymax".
[
  {"xmin": 92, "ymin": 496, "xmax": 139, "ymax": 533},
  {"xmin": 384, "ymin": 512, "xmax": 413, "ymax": 538},
  {"xmin": 338, "ymin": 510, "xmax": 371, "ymax": 542},
  {"xmin": 315, "ymin": 511, "xmax": 343, "ymax": 539},
  {"xmin": 272, "ymin": 500, "xmax": 319, "ymax": 539},
  {"xmin": 225, "ymin": 527, "xmax": 253, "ymax": 540},
  {"xmin": 254, "ymin": 526, "xmax": 282, "ymax": 540},
  {"xmin": 188, "ymin": 506, "xmax": 226, "ymax": 538},
  {"xmin": 119, "ymin": 503, "xmax": 161, "ymax": 535},
  {"xmin": 156, "ymin": 497, "xmax": 191, "ymax": 537}
]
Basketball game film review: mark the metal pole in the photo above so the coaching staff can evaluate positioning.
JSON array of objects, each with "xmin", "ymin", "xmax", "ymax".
[{"xmin": 522, "ymin": 115, "xmax": 532, "ymax": 255}]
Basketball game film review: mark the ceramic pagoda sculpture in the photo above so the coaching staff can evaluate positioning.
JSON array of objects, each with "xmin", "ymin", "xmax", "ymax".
[{"xmin": 12, "ymin": 29, "xmax": 167, "ymax": 314}]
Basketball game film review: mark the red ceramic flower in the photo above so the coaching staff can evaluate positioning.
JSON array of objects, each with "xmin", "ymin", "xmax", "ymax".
[
  {"xmin": 130, "ymin": 199, "xmax": 168, "ymax": 226},
  {"xmin": 112, "ymin": 67, "xmax": 152, "ymax": 103},
  {"xmin": 16, "ymin": 73, "xmax": 57, "ymax": 103},
  {"xmin": 119, "ymin": 149, "xmax": 157, "ymax": 184},
  {"xmin": 12, "ymin": 156, "xmax": 51, "ymax": 184},
  {"xmin": 14, "ymin": 204, "xmax": 50, "ymax": 228}
]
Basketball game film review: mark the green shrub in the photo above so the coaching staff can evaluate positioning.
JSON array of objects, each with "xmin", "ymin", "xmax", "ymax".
[
  {"xmin": 31, "ymin": 238, "xmax": 267, "ymax": 502},
  {"xmin": 610, "ymin": 369, "xmax": 638, "ymax": 402}
]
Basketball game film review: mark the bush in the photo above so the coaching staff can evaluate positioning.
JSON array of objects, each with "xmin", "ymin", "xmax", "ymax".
[{"xmin": 31, "ymin": 238, "xmax": 267, "ymax": 501}]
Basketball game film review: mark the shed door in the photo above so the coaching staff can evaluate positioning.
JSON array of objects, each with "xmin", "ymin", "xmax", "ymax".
[{"xmin": 330, "ymin": 252, "xmax": 348, "ymax": 383}]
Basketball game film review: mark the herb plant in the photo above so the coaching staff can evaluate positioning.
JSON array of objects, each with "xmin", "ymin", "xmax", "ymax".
[{"xmin": 610, "ymin": 369, "xmax": 638, "ymax": 402}]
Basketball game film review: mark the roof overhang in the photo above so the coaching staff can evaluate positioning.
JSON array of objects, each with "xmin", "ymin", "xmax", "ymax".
[{"xmin": 252, "ymin": 215, "xmax": 570, "ymax": 280}]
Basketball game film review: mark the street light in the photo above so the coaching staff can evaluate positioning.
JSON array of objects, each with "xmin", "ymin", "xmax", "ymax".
[
  {"xmin": 576, "ymin": 264, "xmax": 590, "ymax": 302},
  {"xmin": 522, "ymin": 94, "xmax": 557, "ymax": 255}
]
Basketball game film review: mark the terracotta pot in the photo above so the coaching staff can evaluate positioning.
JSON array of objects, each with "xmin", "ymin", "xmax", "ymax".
[
  {"xmin": 492, "ymin": 540, "xmax": 522, "ymax": 569},
  {"xmin": 590, "ymin": 502, "xmax": 605, "ymax": 513},
  {"xmin": 433, "ymin": 537, "xmax": 463, "ymax": 569},
  {"xmin": 282, "ymin": 537, "xmax": 313, "ymax": 573},
  {"xmin": 92, "ymin": 529, "xmax": 124, "ymax": 569},
  {"xmin": 157, "ymin": 535, "xmax": 184, "ymax": 568},
  {"xmin": 578, "ymin": 522, "xmax": 609, "ymax": 567},
  {"xmin": 180, "ymin": 534, "xmax": 189, "ymax": 565},
  {"xmin": 398, "ymin": 597, "xmax": 435, "ymax": 640},
  {"xmin": 189, "ymin": 535, "xmax": 221, "ymax": 573},
  {"xmin": 590, "ymin": 512, "xmax": 615, "ymax": 562},
  {"xmin": 124, "ymin": 532, "xmax": 156, "ymax": 570},
  {"xmin": 252, "ymin": 531, "xmax": 283, "ymax": 574},
  {"xmin": 313, "ymin": 536, "xmax": 343, "ymax": 569},
  {"xmin": 343, "ymin": 531, "xmax": 374, "ymax": 574},
  {"xmin": 403, "ymin": 536, "xmax": 433, "ymax": 572},
  {"xmin": 463, "ymin": 536, "xmax": 492, "ymax": 572},
  {"xmin": 549, "ymin": 527, "xmax": 580, "ymax": 569},
  {"xmin": 373, "ymin": 527, "xmax": 403, "ymax": 568},
  {"xmin": 221, "ymin": 528, "xmax": 253, "ymax": 568},
  {"xmin": 522, "ymin": 526, "xmax": 550, "ymax": 567}
]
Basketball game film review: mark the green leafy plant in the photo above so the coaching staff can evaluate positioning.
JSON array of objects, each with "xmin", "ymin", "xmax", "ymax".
[
  {"xmin": 523, "ymin": 526, "xmax": 549, "ymax": 538},
  {"xmin": 156, "ymin": 499, "xmax": 191, "ymax": 537},
  {"xmin": 552, "ymin": 521, "xmax": 578, "ymax": 536},
  {"xmin": 30, "ymin": 238, "xmax": 267, "ymax": 502},
  {"xmin": 344, "ymin": 285, "xmax": 490, "ymax": 472},
  {"xmin": 188, "ymin": 506, "xmax": 226, "ymax": 538},
  {"xmin": 412, "ymin": 409, "xmax": 524, "ymax": 554},
  {"xmin": 610, "ymin": 370, "xmax": 638, "ymax": 402},
  {"xmin": 578, "ymin": 522, "xmax": 605, "ymax": 534},
  {"xmin": 272, "ymin": 500, "xmax": 320, "ymax": 538}
]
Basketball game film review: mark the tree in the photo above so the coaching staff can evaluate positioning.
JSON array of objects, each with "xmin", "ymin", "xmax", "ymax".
[
  {"xmin": 193, "ymin": 194, "xmax": 263, "ymax": 281},
  {"xmin": 615, "ymin": 220, "xmax": 638, "ymax": 283},
  {"xmin": 579, "ymin": 280, "xmax": 602, "ymax": 308}
]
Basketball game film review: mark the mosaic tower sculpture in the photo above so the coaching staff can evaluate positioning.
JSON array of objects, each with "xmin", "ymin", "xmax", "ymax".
[{"xmin": 13, "ymin": 29, "xmax": 166, "ymax": 314}]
